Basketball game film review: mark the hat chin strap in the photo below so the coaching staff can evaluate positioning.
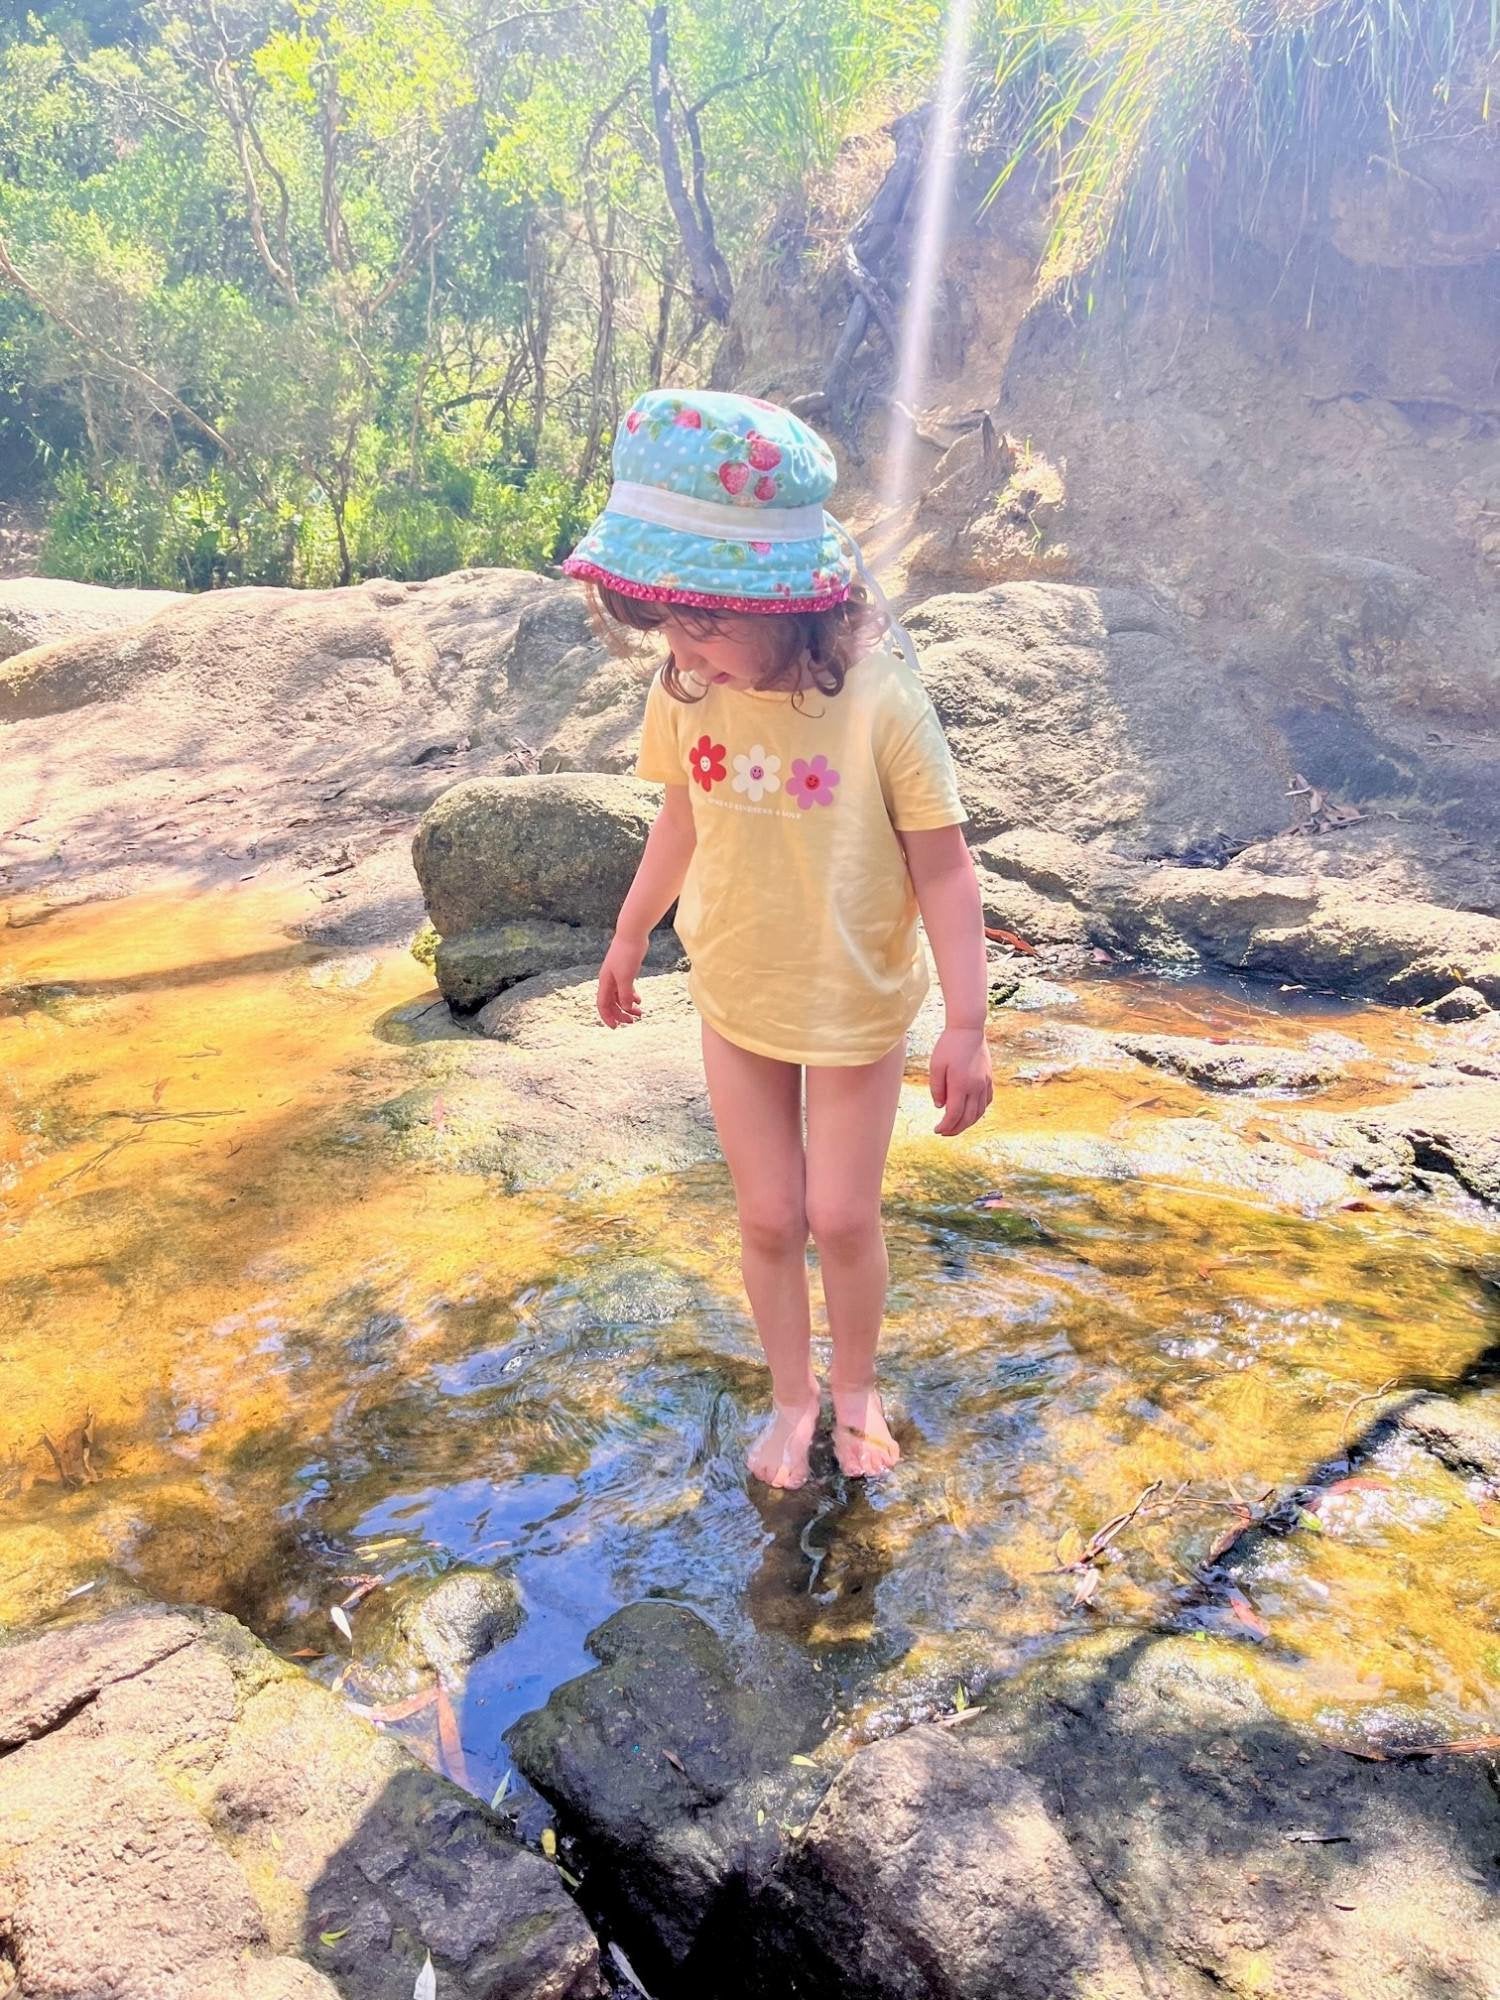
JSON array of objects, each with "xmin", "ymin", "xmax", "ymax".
[
  {"xmin": 828, "ymin": 516, "xmax": 922, "ymax": 679},
  {"xmin": 605, "ymin": 480, "xmax": 922, "ymax": 677}
]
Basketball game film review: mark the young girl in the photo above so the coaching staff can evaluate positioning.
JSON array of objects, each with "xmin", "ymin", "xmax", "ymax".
[{"xmin": 564, "ymin": 387, "xmax": 991, "ymax": 1490}]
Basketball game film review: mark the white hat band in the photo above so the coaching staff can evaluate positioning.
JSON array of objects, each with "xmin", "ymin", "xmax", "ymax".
[{"xmin": 605, "ymin": 480, "xmax": 829, "ymax": 543}]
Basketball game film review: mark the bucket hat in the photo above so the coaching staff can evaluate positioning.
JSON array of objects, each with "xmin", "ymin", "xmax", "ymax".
[{"xmin": 562, "ymin": 388, "xmax": 854, "ymax": 614}]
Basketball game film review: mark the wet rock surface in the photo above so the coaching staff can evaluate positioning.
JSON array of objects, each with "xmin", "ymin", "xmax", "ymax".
[
  {"xmin": 506, "ymin": 1602, "xmax": 828, "ymax": 1974},
  {"xmin": 509, "ymin": 1612, "xmax": 1500, "ymax": 2000},
  {"xmin": 1114, "ymin": 1030, "xmax": 1341, "ymax": 1093},
  {"xmin": 1308, "ymin": 1081, "xmax": 1500, "ymax": 1207},
  {"xmin": 354, "ymin": 1566, "xmax": 525, "ymax": 1694},
  {"xmin": 0, "ymin": 1605, "xmax": 602, "ymax": 2000},
  {"xmin": 975, "ymin": 829, "xmax": 1500, "ymax": 1005}
]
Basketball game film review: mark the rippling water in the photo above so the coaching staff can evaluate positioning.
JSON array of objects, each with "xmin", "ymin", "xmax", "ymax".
[{"xmin": 3, "ymin": 882, "xmax": 1496, "ymax": 1803}]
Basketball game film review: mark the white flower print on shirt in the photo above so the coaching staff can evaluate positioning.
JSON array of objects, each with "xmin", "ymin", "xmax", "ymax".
[{"xmin": 731, "ymin": 745, "xmax": 781, "ymax": 803}]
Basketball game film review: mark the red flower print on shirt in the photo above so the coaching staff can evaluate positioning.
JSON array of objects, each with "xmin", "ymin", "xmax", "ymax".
[
  {"xmin": 788, "ymin": 754, "xmax": 840, "ymax": 809},
  {"xmin": 690, "ymin": 734, "xmax": 727, "ymax": 790}
]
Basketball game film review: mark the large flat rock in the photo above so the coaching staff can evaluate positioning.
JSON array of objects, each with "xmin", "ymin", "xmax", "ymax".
[{"xmin": 0, "ymin": 1606, "xmax": 602, "ymax": 2000}]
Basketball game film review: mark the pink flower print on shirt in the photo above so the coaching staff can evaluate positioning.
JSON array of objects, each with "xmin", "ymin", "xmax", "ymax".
[
  {"xmin": 731, "ymin": 745, "xmax": 781, "ymax": 803},
  {"xmin": 674, "ymin": 407, "xmax": 703, "ymax": 428},
  {"xmin": 690, "ymin": 733, "xmax": 727, "ymax": 791},
  {"xmin": 753, "ymin": 474, "xmax": 778, "ymax": 502},
  {"xmin": 749, "ymin": 540, "xmax": 772, "ymax": 555},
  {"xmin": 788, "ymin": 754, "xmax": 840, "ymax": 809},
  {"xmin": 746, "ymin": 433, "xmax": 782, "ymax": 471},
  {"xmin": 718, "ymin": 461, "xmax": 751, "ymax": 497}
]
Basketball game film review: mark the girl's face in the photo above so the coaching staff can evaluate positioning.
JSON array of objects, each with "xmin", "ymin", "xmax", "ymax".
[{"xmin": 657, "ymin": 610, "xmax": 786, "ymax": 688}]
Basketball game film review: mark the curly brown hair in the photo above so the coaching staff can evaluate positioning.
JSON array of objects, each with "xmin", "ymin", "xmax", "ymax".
[{"xmin": 580, "ymin": 580, "xmax": 887, "ymax": 713}]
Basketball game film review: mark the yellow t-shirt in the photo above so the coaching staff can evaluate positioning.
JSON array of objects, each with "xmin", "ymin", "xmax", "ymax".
[{"xmin": 633, "ymin": 645, "xmax": 968, "ymax": 1065}]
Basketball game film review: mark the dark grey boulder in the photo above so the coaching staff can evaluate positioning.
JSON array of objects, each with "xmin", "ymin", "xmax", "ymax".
[
  {"xmin": 505, "ymin": 1601, "xmax": 827, "ymax": 1976},
  {"xmin": 1422, "ymin": 985, "xmax": 1492, "ymax": 1023}
]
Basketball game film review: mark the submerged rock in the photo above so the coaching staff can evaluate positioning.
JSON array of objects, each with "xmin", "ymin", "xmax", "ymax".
[
  {"xmin": 1399, "ymin": 1391, "xmax": 1500, "ymax": 1485},
  {"xmin": 1114, "ymin": 1031, "xmax": 1341, "ymax": 1094},
  {"xmin": 0, "ymin": 1605, "xmax": 602, "ymax": 2000},
  {"xmin": 355, "ymin": 1565, "xmax": 524, "ymax": 1692}
]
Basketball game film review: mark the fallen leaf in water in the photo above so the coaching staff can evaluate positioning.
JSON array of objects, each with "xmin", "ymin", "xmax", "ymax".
[
  {"xmin": 319, "ymin": 1929, "xmax": 350, "ymax": 1946},
  {"xmin": 329, "ymin": 1605, "xmax": 353, "ymax": 1643},
  {"xmin": 1296, "ymin": 1508, "xmax": 1326, "ymax": 1534},
  {"xmin": 935, "ymin": 1704, "xmax": 989, "ymax": 1728},
  {"xmin": 1322, "ymin": 1476, "xmax": 1390, "ymax": 1497},
  {"xmin": 413, "ymin": 1954, "xmax": 436, "ymax": 2000},
  {"xmin": 609, "ymin": 1942, "xmax": 654, "ymax": 1997},
  {"xmin": 1339, "ymin": 1199, "xmax": 1379, "ymax": 1212},
  {"xmin": 435, "ymin": 1682, "xmax": 469, "ymax": 1790},
  {"xmin": 954, "ymin": 1683, "xmax": 969, "ymax": 1711},
  {"xmin": 288, "ymin": 1647, "xmax": 321, "ymax": 1660},
  {"xmin": 973, "ymin": 1190, "xmax": 1008, "ymax": 1208},
  {"xmin": 1223, "ymin": 1587, "xmax": 1271, "ymax": 1638},
  {"xmin": 662, "ymin": 1748, "xmax": 686, "ymax": 1774},
  {"xmin": 368, "ymin": 1687, "xmax": 438, "ymax": 1724},
  {"xmin": 984, "ymin": 926, "xmax": 1040, "ymax": 956},
  {"xmin": 491, "ymin": 1771, "xmax": 513, "ymax": 1810},
  {"xmin": 1055, "ymin": 1526, "xmax": 1085, "ymax": 1569},
  {"xmin": 756, "ymin": 1808, "xmax": 766, "ymax": 1826},
  {"xmin": 789, "ymin": 1754, "xmax": 819, "ymax": 1768},
  {"xmin": 541, "ymin": 1827, "xmax": 557, "ymax": 1858}
]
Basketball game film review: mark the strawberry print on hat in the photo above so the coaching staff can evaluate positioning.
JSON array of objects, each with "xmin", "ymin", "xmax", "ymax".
[{"xmin": 560, "ymin": 387, "xmax": 853, "ymax": 613}]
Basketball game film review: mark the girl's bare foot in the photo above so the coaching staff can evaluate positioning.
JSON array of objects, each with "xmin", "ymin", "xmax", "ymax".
[
  {"xmin": 747, "ymin": 1389, "xmax": 821, "ymax": 1489},
  {"xmin": 830, "ymin": 1383, "xmax": 901, "ymax": 1478}
]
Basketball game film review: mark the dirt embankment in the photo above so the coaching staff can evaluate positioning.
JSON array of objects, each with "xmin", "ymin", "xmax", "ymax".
[{"xmin": 713, "ymin": 128, "xmax": 1500, "ymax": 921}]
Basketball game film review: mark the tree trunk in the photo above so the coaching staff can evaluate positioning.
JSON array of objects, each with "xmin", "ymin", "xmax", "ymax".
[{"xmin": 645, "ymin": 4, "xmax": 732, "ymax": 324}]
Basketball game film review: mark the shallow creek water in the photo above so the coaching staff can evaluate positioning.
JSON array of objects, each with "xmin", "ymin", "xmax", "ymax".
[{"xmin": 3, "ymin": 882, "xmax": 1497, "ymax": 1808}]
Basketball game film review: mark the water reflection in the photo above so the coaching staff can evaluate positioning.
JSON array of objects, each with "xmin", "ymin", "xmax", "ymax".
[{"xmin": 2, "ymin": 882, "xmax": 1497, "ymax": 1805}]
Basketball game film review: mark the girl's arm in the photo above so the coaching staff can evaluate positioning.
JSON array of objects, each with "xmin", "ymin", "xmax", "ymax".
[
  {"xmin": 899, "ymin": 825, "xmax": 993, "ymax": 1135},
  {"xmin": 598, "ymin": 785, "xmax": 696, "ymax": 1028}
]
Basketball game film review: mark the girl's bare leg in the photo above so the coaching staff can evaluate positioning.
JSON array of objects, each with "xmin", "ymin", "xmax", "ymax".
[
  {"xmin": 699, "ymin": 1019, "xmax": 819, "ymax": 1489},
  {"xmin": 804, "ymin": 1034, "xmax": 908, "ymax": 1477}
]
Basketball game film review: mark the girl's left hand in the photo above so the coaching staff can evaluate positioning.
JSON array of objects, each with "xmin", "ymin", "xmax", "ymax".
[{"xmin": 930, "ymin": 1026, "xmax": 993, "ymax": 1137}]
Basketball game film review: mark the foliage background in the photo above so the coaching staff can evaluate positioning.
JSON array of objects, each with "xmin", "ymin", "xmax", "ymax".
[{"xmin": 1, "ymin": 0, "xmax": 1492, "ymax": 589}]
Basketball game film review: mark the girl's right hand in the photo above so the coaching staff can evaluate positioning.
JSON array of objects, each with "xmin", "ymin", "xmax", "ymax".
[{"xmin": 597, "ymin": 931, "xmax": 647, "ymax": 1028}]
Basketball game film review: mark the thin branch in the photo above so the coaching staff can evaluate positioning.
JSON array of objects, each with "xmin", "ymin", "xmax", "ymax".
[{"xmin": 0, "ymin": 235, "xmax": 234, "ymax": 460}]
